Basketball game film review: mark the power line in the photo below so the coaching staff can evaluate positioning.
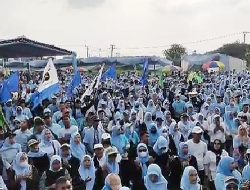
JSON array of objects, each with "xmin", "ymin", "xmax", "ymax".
[
  {"xmin": 57, "ymin": 32, "xmax": 243, "ymax": 53},
  {"xmin": 117, "ymin": 32, "xmax": 242, "ymax": 50}
]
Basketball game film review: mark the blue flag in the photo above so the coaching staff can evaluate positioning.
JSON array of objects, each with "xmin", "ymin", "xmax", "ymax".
[
  {"xmin": 67, "ymin": 70, "xmax": 81, "ymax": 99},
  {"xmin": 32, "ymin": 59, "xmax": 60, "ymax": 108},
  {"xmin": 101, "ymin": 65, "xmax": 117, "ymax": 81},
  {"xmin": 0, "ymin": 72, "xmax": 19, "ymax": 103},
  {"xmin": 140, "ymin": 59, "xmax": 149, "ymax": 86}
]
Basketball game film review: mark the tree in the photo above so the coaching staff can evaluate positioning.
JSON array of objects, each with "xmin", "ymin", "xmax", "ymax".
[{"xmin": 163, "ymin": 44, "xmax": 187, "ymax": 66}]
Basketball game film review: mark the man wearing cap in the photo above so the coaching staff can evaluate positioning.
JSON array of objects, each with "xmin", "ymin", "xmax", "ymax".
[
  {"xmin": 83, "ymin": 115, "xmax": 104, "ymax": 155},
  {"xmin": 27, "ymin": 139, "xmax": 50, "ymax": 175},
  {"xmin": 29, "ymin": 116, "xmax": 45, "ymax": 142},
  {"xmin": 186, "ymin": 126, "xmax": 207, "ymax": 185},
  {"xmin": 93, "ymin": 144, "xmax": 105, "ymax": 167}
]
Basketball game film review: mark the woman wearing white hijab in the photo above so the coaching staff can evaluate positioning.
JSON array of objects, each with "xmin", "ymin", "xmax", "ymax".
[
  {"xmin": 70, "ymin": 132, "xmax": 86, "ymax": 161},
  {"xmin": 39, "ymin": 129, "xmax": 61, "ymax": 159},
  {"xmin": 144, "ymin": 164, "xmax": 168, "ymax": 190},
  {"xmin": 79, "ymin": 155, "xmax": 96, "ymax": 190},
  {"xmin": 180, "ymin": 166, "xmax": 202, "ymax": 190},
  {"xmin": 146, "ymin": 99, "xmax": 156, "ymax": 115},
  {"xmin": 13, "ymin": 152, "xmax": 39, "ymax": 190},
  {"xmin": 39, "ymin": 155, "xmax": 70, "ymax": 190},
  {"xmin": 144, "ymin": 112, "xmax": 154, "ymax": 131}
]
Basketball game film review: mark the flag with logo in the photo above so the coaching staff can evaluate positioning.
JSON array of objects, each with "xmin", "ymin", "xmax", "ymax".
[{"xmin": 32, "ymin": 59, "xmax": 60, "ymax": 108}]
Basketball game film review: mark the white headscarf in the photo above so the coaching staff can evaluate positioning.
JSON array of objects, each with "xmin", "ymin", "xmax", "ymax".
[
  {"xmin": 13, "ymin": 152, "xmax": 32, "ymax": 190},
  {"xmin": 79, "ymin": 155, "xmax": 96, "ymax": 190},
  {"xmin": 49, "ymin": 155, "xmax": 62, "ymax": 171}
]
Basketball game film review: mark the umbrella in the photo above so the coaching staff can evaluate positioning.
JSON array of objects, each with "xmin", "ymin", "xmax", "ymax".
[{"xmin": 202, "ymin": 61, "xmax": 225, "ymax": 71}]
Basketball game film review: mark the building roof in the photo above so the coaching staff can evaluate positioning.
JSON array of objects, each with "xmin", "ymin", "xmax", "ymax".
[{"xmin": 0, "ymin": 37, "xmax": 72, "ymax": 58}]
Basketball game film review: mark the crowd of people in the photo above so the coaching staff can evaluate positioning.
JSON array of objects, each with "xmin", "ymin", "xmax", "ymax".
[{"xmin": 0, "ymin": 69, "xmax": 250, "ymax": 190}]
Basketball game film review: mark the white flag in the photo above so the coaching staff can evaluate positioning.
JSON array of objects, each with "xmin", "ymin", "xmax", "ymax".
[
  {"xmin": 81, "ymin": 64, "xmax": 105, "ymax": 101},
  {"xmin": 94, "ymin": 64, "xmax": 105, "ymax": 89},
  {"xmin": 38, "ymin": 59, "xmax": 59, "ymax": 93}
]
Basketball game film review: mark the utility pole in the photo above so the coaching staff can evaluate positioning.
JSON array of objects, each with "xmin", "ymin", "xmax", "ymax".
[
  {"xmin": 110, "ymin": 44, "xmax": 116, "ymax": 57},
  {"xmin": 99, "ymin": 48, "xmax": 101, "ymax": 57},
  {"xmin": 243, "ymin": 32, "xmax": 250, "ymax": 43},
  {"xmin": 85, "ymin": 45, "xmax": 89, "ymax": 58}
]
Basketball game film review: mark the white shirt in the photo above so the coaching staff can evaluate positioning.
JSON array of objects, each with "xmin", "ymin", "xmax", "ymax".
[
  {"xmin": 39, "ymin": 140, "xmax": 61, "ymax": 159},
  {"xmin": 58, "ymin": 125, "xmax": 78, "ymax": 139},
  {"xmin": 208, "ymin": 123, "xmax": 226, "ymax": 143},
  {"xmin": 186, "ymin": 139, "xmax": 207, "ymax": 171},
  {"xmin": 204, "ymin": 149, "xmax": 228, "ymax": 180}
]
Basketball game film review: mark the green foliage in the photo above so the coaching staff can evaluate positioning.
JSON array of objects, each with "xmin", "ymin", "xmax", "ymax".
[{"xmin": 163, "ymin": 44, "xmax": 187, "ymax": 66}]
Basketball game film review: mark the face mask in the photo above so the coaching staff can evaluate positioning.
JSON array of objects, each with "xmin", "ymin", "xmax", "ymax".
[
  {"xmin": 20, "ymin": 161, "xmax": 28, "ymax": 168},
  {"xmin": 139, "ymin": 152, "xmax": 148, "ymax": 157}
]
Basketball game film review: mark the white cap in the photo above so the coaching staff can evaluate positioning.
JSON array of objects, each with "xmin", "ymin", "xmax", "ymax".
[
  {"xmin": 43, "ymin": 108, "xmax": 51, "ymax": 114},
  {"xmin": 246, "ymin": 149, "xmax": 250, "ymax": 154},
  {"xmin": 192, "ymin": 126, "xmax": 203, "ymax": 134},
  {"xmin": 94, "ymin": 143, "xmax": 104, "ymax": 149},
  {"xmin": 101, "ymin": 133, "xmax": 111, "ymax": 140}
]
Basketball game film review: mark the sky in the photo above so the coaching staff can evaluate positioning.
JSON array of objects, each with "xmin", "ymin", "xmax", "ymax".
[{"xmin": 0, "ymin": 0, "xmax": 250, "ymax": 57}]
